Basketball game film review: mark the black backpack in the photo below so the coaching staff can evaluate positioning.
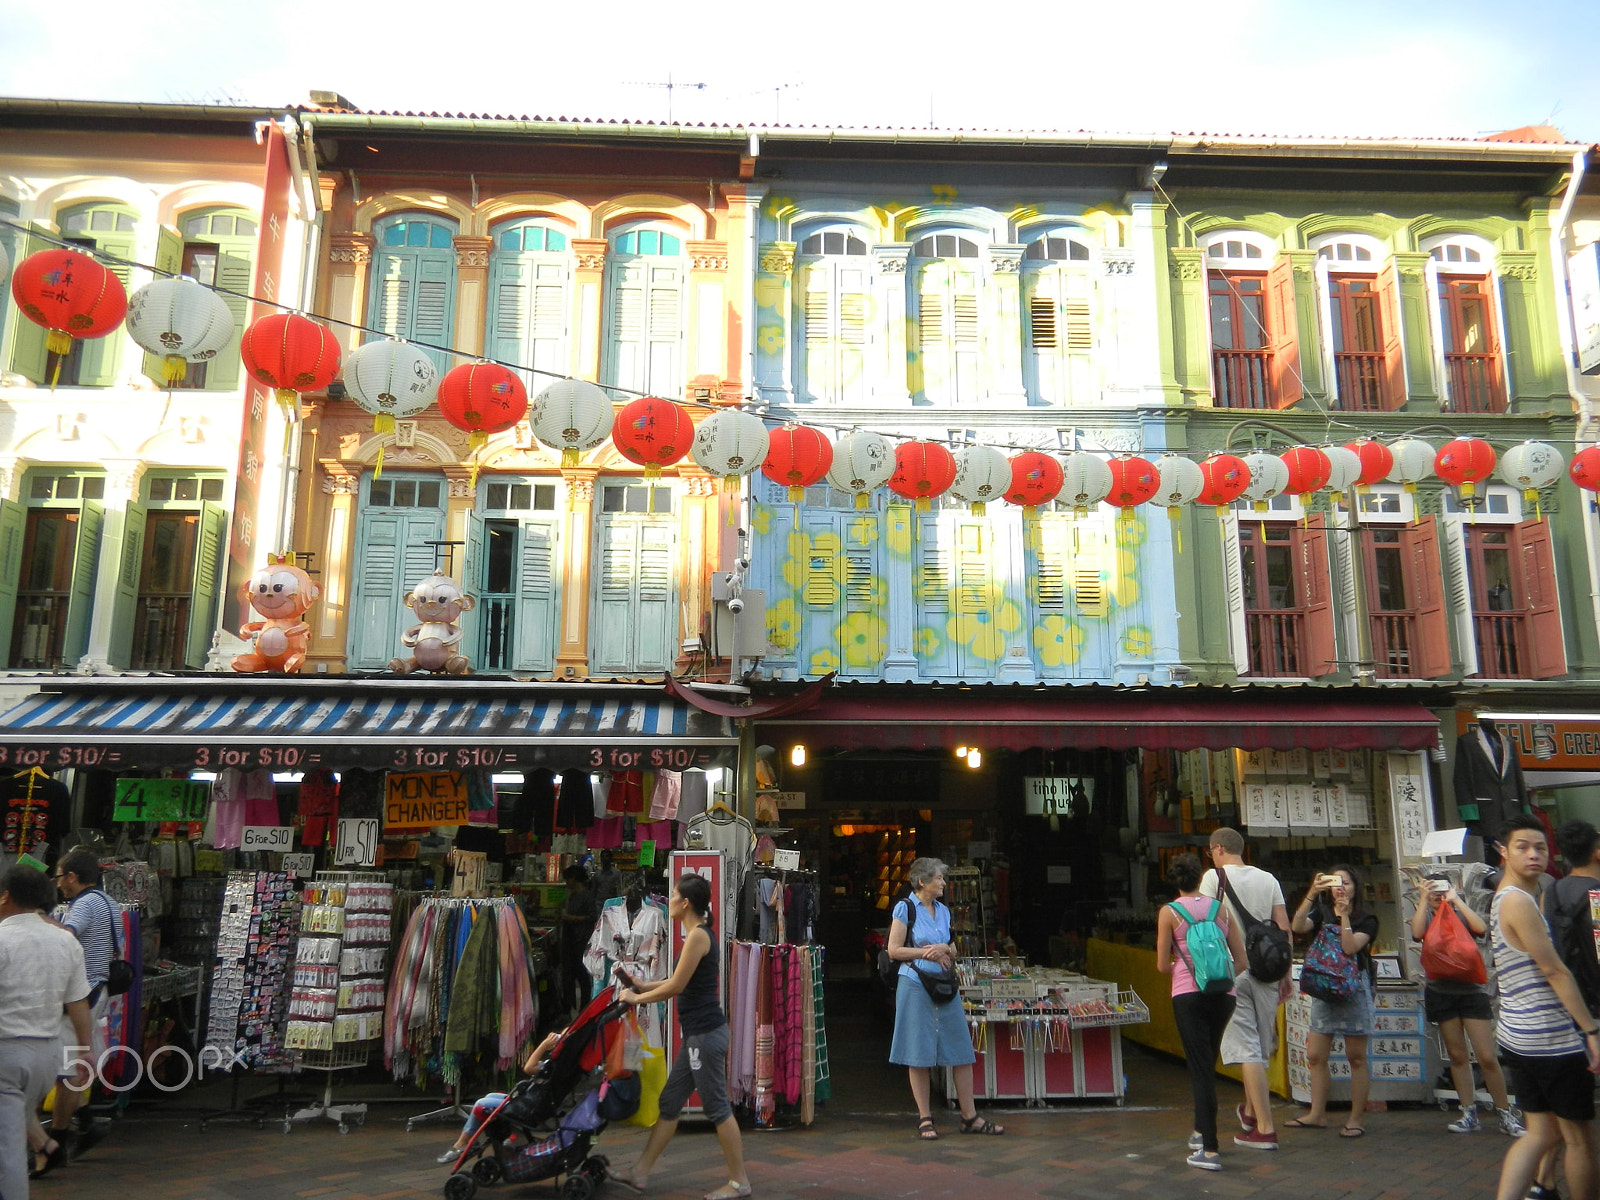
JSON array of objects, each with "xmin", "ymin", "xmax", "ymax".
[
  {"xmin": 877, "ymin": 891, "xmax": 915, "ymax": 989},
  {"xmin": 1547, "ymin": 876, "xmax": 1600, "ymax": 1016},
  {"xmin": 1216, "ymin": 868, "xmax": 1292, "ymax": 984}
]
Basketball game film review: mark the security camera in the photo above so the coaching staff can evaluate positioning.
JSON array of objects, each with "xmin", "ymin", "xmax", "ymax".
[{"xmin": 727, "ymin": 596, "xmax": 745, "ymax": 615}]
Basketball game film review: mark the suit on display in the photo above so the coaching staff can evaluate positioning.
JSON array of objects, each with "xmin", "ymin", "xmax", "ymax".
[{"xmin": 1452, "ymin": 720, "xmax": 1528, "ymax": 849}]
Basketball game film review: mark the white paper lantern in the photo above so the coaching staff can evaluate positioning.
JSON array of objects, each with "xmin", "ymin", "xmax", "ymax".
[
  {"xmin": 1385, "ymin": 437, "xmax": 1435, "ymax": 493},
  {"xmin": 1155, "ymin": 454, "xmax": 1205, "ymax": 513},
  {"xmin": 530, "ymin": 379, "xmax": 614, "ymax": 467},
  {"xmin": 125, "ymin": 276, "xmax": 236, "ymax": 384},
  {"xmin": 1498, "ymin": 440, "xmax": 1565, "ymax": 503},
  {"xmin": 826, "ymin": 429, "xmax": 895, "ymax": 510},
  {"xmin": 1322, "ymin": 445, "xmax": 1363, "ymax": 505},
  {"xmin": 1059, "ymin": 451, "xmax": 1112, "ymax": 514},
  {"xmin": 343, "ymin": 339, "xmax": 439, "ymax": 431},
  {"xmin": 692, "ymin": 409, "xmax": 770, "ymax": 491},
  {"xmin": 949, "ymin": 445, "xmax": 1011, "ymax": 515},
  {"xmin": 1241, "ymin": 450, "xmax": 1289, "ymax": 510}
]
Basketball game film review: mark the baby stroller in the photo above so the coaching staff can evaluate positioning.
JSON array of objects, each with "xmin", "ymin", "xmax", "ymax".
[{"xmin": 443, "ymin": 973, "xmax": 640, "ymax": 1200}]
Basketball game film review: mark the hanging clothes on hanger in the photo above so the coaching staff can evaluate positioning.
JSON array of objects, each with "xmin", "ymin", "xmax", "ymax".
[{"xmin": 581, "ymin": 891, "xmax": 669, "ymax": 1043}]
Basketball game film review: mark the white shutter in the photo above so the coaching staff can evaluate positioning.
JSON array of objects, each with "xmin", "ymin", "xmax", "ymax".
[
  {"xmin": 1441, "ymin": 518, "xmax": 1480, "ymax": 675},
  {"xmin": 531, "ymin": 263, "xmax": 567, "ymax": 376},
  {"xmin": 646, "ymin": 265, "xmax": 682, "ymax": 397},
  {"xmin": 608, "ymin": 264, "xmax": 646, "ymax": 394},
  {"xmin": 1221, "ymin": 515, "xmax": 1250, "ymax": 676}
]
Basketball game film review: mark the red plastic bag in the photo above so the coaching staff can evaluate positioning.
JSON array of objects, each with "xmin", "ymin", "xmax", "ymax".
[{"xmin": 1421, "ymin": 899, "xmax": 1486, "ymax": 985}]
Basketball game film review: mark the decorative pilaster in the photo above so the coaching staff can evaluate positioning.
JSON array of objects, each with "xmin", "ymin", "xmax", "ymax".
[
  {"xmin": 1285, "ymin": 249, "xmax": 1326, "ymax": 399},
  {"xmin": 684, "ymin": 240, "xmax": 730, "ymax": 401},
  {"xmin": 452, "ymin": 236, "xmax": 493, "ymax": 361},
  {"xmin": 556, "ymin": 470, "xmax": 598, "ymax": 678},
  {"xmin": 326, "ymin": 233, "xmax": 375, "ymax": 360},
  {"xmin": 874, "ymin": 244, "xmax": 912, "ymax": 405},
  {"xmin": 987, "ymin": 245, "xmax": 1026, "ymax": 406},
  {"xmin": 1391, "ymin": 251, "xmax": 1438, "ymax": 405},
  {"xmin": 571, "ymin": 239, "xmax": 608, "ymax": 383},
  {"xmin": 1168, "ymin": 247, "xmax": 1209, "ymax": 405},
  {"xmin": 78, "ymin": 460, "xmax": 148, "ymax": 675},
  {"xmin": 305, "ymin": 459, "xmax": 362, "ymax": 673},
  {"xmin": 756, "ymin": 241, "xmax": 796, "ymax": 405},
  {"xmin": 1500, "ymin": 228, "xmax": 1568, "ymax": 408}
]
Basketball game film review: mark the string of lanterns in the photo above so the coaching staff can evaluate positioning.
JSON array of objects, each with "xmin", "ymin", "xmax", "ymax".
[{"xmin": 8, "ymin": 245, "xmax": 1600, "ymax": 521}]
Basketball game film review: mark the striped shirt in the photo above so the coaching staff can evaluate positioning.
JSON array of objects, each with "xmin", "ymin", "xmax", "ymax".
[
  {"xmin": 1493, "ymin": 886, "xmax": 1582, "ymax": 1058},
  {"xmin": 63, "ymin": 887, "xmax": 121, "ymax": 989}
]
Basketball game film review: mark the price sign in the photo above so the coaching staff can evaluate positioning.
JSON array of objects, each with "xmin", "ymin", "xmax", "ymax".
[
  {"xmin": 241, "ymin": 825, "xmax": 293, "ymax": 852},
  {"xmin": 113, "ymin": 778, "xmax": 209, "ymax": 822},
  {"xmin": 281, "ymin": 852, "xmax": 315, "ymax": 877},
  {"xmin": 637, "ymin": 840, "xmax": 656, "ymax": 867},
  {"xmin": 773, "ymin": 849, "xmax": 800, "ymax": 871},
  {"xmin": 336, "ymin": 818, "xmax": 379, "ymax": 867}
]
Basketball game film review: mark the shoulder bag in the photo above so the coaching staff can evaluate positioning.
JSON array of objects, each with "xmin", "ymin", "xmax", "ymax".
[
  {"xmin": 906, "ymin": 899, "xmax": 961, "ymax": 1005},
  {"xmin": 1217, "ymin": 868, "xmax": 1292, "ymax": 984}
]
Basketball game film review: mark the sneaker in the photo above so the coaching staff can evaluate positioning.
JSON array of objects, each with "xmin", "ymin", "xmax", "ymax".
[
  {"xmin": 1527, "ymin": 1186, "xmax": 1562, "ymax": 1200},
  {"xmin": 1236, "ymin": 1102, "xmax": 1258, "ymax": 1133},
  {"xmin": 1188, "ymin": 1132, "xmax": 1203, "ymax": 1151},
  {"xmin": 1233, "ymin": 1129, "xmax": 1279, "ymax": 1150},
  {"xmin": 1186, "ymin": 1150, "xmax": 1222, "ymax": 1172},
  {"xmin": 1499, "ymin": 1108, "xmax": 1527, "ymax": 1138},
  {"xmin": 436, "ymin": 1147, "xmax": 464, "ymax": 1164},
  {"xmin": 1447, "ymin": 1107, "xmax": 1481, "ymax": 1134}
]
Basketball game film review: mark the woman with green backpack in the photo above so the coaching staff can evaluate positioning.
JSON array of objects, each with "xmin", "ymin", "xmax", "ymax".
[{"xmin": 1158, "ymin": 854, "xmax": 1248, "ymax": 1171}]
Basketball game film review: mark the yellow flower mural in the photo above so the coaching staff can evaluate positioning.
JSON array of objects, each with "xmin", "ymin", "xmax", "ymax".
[
  {"xmin": 757, "ymin": 325, "xmax": 785, "ymax": 355},
  {"xmin": 848, "ymin": 516, "xmax": 879, "ymax": 546},
  {"xmin": 915, "ymin": 626, "xmax": 943, "ymax": 657},
  {"xmin": 750, "ymin": 503, "xmax": 773, "ymax": 536},
  {"xmin": 886, "ymin": 507, "xmax": 913, "ymax": 559},
  {"xmin": 754, "ymin": 274, "xmax": 786, "ymax": 310},
  {"xmin": 948, "ymin": 583, "xmax": 1022, "ymax": 663},
  {"xmin": 767, "ymin": 598, "xmax": 801, "ymax": 651},
  {"xmin": 1123, "ymin": 626, "xmax": 1154, "ymax": 658},
  {"xmin": 1033, "ymin": 615, "xmax": 1086, "ymax": 668},
  {"xmin": 836, "ymin": 611, "xmax": 887, "ymax": 668},
  {"xmin": 809, "ymin": 647, "xmax": 841, "ymax": 674}
]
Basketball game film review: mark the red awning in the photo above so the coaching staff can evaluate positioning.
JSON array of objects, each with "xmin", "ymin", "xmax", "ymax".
[{"xmin": 754, "ymin": 688, "xmax": 1442, "ymax": 753}]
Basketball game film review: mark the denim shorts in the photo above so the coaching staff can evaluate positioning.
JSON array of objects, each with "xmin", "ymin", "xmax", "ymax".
[{"xmin": 1308, "ymin": 978, "xmax": 1374, "ymax": 1038}]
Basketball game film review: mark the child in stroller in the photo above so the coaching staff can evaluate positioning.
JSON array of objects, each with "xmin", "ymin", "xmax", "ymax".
[{"xmin": 438, "ymin": 980, "xmax": 638, "ymax": 1200}]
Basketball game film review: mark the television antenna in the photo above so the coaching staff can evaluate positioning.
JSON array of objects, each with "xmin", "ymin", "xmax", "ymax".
[{"xmin": 625, "ymin": 73, "xmax": 706, "ymax": 123}]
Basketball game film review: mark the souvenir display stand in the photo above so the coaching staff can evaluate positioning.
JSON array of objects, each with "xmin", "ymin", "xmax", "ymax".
[
  {"xmin": 1286, "ymin": 964, "xmax": 1430, "ymax": 1104},
  {"xmin": 943, "ymin": 959, "xmax": 1147, "ymax": 1105}
]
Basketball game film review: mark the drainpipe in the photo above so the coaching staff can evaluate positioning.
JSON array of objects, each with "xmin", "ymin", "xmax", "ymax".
[{"xmin": 275, "ymin": 112, "xmax": 326, "ymax": 556}]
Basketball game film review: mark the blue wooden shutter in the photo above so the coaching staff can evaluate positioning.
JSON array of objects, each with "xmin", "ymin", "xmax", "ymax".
[
  {"xmin": 106, "ymin": 500, "xmax": 148, "ymax": 669},
  {"xmin": 371, "ymin": 228, "xmax": 456, "ymax": 375},
  {"xmin": 489, "ymin": 256, "xmax": 532, "ymax": 383},
  {"xmin": 185, "ymin": 501, "xmax": 227, "ymax": 668},
  {"xmin": 460, "ymin": 510, "xmax": 485, "ymax": 664},
  {"xmin": 593, "ymin": 521, "xmax": 638, "ymax": 674},
  {"xmin": 512, "ymin": 519, "xmax": 557, "ymax": 672},
  {"xmin": 413, "ymin": 254, "xmax": 454, "ymax": 364},
  {"xmin": 0, "ymin": 499, "xmax": 24, "ymax": 664},
  {"xmin": 608, "ymin": 264, "xmax": 647, "ymax": 394},
  {"xmin": 350, "ymin": 512, "xmax": 402, "ymax": 668},
  {"xmin": 634, "ymin": 522, "xmax": 675, "ymax": 673},
  {"xmin": 62, "ymin": 500, "xmax": 105, "ymax": 667}
]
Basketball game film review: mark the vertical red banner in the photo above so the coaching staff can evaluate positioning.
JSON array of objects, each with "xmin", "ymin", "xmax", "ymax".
[{"xmin": 224, "ymin": 120, "xmax": 295, "ymax": 630}]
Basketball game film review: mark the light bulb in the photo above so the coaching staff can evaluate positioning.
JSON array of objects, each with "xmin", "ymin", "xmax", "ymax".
[
  {"xmin": 966, "ymin": 749, "xmax": 981, "ymax": 769},
  {"xmin": 790, "ymin": 744, "xmax": 806, "ymax": 767},
  {"xmin": 955, "ymin": 745, "xmax": 969, "ymax": 758}
]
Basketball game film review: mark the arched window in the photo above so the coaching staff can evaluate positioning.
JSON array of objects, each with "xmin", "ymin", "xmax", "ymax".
[
  {"xmin": 20, "ymin": 202, "xmax": 140, "ymax": 387},
  {"xmin": 1200, "ymin": 231, "xmax": 1285, "ymax": 409},
  {"xmin": 604, "ymin": 222, "xmax": 687, "ymax": 398},
  {"xmin": 912, "ymin": 233, "xmax": 979, "ymax": 258},
  {"xmin": 1308, "ymin": 234, "xmax": 1398, "ymax": 412},
  {"xmin": 1021, "ymin": 228, "xmax": 1095, "ymax": 405},
  {"xmin": 911, "ymin": 231, "xmax": 985, "ymax": 405},
  {"xmin": 1430, "ymin": 241, "xmax": 1483, "ymax": 266},
  {"xmin": 1205, "ymin": 238, "xmax": 1265, "ymax": 264},
  {"xmin": 488, "ymin": 219, "xmax": 574, "ymax": 388},
  {"xmin": 796, "ymin": 226, "xmax": 872, "ymax": 404},
  {"xmin": 1421, "ymin": 234, "xmax": 1504, "ymax": 413},
  {"xmin": 170, "ymin": 205, "xmax": 256, "ymax": 391},
  {"xmin": 1316, "ymin": 241, "xmax": 1373, "ymax": 263},
  {"xmin": 1023, "ymin": 234, "xmax": 1091, "ymax": 262},
  {"xmin": 368, "ymin": 212, "xmax": 459, "ymax": 374}
]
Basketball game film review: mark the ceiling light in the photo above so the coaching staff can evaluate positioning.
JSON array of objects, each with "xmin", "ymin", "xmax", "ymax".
[
  {"xmin": 966, "ymin": 749, "xmax": 982, "ymax": 769},
  {"xmin": 790, "ymin": 744, "xmax": 806, "ymax": 767}
]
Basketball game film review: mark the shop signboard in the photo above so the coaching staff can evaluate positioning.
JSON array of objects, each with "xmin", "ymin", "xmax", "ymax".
[
  {"xmin": 112, "ymin": 778, "xmax": 209, "ymax": 822},
  {"xmin": 1389, "ymin": 752, "xmax": 1429, "ymax": 858},
  {"xmin": 1485, "ymin": 717, "xmax": 1600, "ymax": 770},
  {"xmin": 383, "ymin": 772, "xmax": 470, "ymax": 829},
  {"xmin": 773, "ymin": 791, "xmax": 806, "ymax": 810},
  {"xmin": 822, "ymin": 758, "xmax": 941, "ymax": 804}
]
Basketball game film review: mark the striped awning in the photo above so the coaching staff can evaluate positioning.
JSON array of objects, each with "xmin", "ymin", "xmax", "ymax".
[{"xmin": 0, "ymin": 678, "xmax": 738, "ymax": 772}]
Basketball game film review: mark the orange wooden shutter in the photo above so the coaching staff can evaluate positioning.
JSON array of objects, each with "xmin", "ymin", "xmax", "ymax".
[
  {"xmin": 1267, "ymin": 256, "xmax": 1302, "ymax": 408},
  {"xmin": 1375, "ymin": 261, "xmax": 1406, "ymax": 411},
  {"xmin": 1514, "ymin": 518, "xmax": 1567, "ymax": 678},
  {"xmin": 1296, "ymin": 513, "xmax": 1336, "ymax": 676},
  {"xmin": 1402, "ymin": 516, "xmax": 1451, "ymax": 677}
]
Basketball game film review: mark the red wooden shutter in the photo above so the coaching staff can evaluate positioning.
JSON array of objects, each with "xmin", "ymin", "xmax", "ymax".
[
  {"xmin": 1402, "ymin": 516, "xmax": 1451, "ymax": 677},
  {"xmin": 1375, "ymin": 261, "xmax": 1406, "ymax": 411},
  {"xmin": 1297, "ymin": 513, "xmax": 1336, "ymax": 676},
  {"xmin": 1515, "ymin": 518, "xmax": 1567, "ymax": 678},
  {"xmin": 1267, "ymin": 256, "xmax": 1302, "ymax": 408}
]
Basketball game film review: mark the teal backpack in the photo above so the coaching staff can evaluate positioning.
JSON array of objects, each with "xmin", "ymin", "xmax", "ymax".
[{"xmin": 1168, "ymin": 899, "xmax": 1234, "ymax": 995}]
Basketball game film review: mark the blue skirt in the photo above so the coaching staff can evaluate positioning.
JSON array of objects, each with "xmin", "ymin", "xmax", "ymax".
[{"xmin": 889, "ymin": 973, "xmax": 975, "ymax": 1068}]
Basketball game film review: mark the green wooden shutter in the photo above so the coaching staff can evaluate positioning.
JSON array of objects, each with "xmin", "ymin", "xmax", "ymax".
[
  {"xmin": 372, "ymin": 243, "xmax": 455, "ymax": 375},
  {"xmin": 460, "ymin": 509, "xmax": 485, "ymax": 661},
  {"xmin": 106, "ymin": 500, "xmax": 148, "ymax": 669},
  {"xmin": 488, "ymin": 256, "xmax": 532, "ymax": 383},
  {"xmin": 184, "ymin": 501, "xmax": 227, "ymax": 668},
  {"xmin": 77, "ymin": 234, "xmax": 135, "ymax": 387},
  {"xmin": 512, "ymin": 519, "xmax": 557, "ymax": 672},
  {"xmin": 634, "ymin": 522, "xmax": 675, "ymax": 673},
  {"xmin": 0, "ymin": 499, "xmax": 24, "ymax": 664},
  {"xmin": 207, "ymin": 244, "xmax": 252, "ymax": 391},
  {"xmin": 593, "ymin": 521, "xmax": 638, "ymax": 674},
  {"xmin": 350, "ymin": 512, "xmax": 402, "ymax": 668},
  {"xmin": 8, "ymin": 224, "xmax": 52, "ymax": 383},
  {"xmin": 62, "ymin": 500, "xmax": 105, "ymax": 667},
  {"xmin": 140, "ymin": 227, "xmax": 184, "ymax": 385}
]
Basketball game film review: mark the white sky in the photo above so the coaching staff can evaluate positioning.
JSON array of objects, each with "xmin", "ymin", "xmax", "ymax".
[{"xmin": 0, "ymin": 0, "xmax": 1594, "ymax": 141}]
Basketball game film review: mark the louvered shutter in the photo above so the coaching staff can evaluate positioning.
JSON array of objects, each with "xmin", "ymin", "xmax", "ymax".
[
  {"xmin": 374, "ymin": 252, "xmax": 415, "ymax": 338},
  {"xmin": 634, "ymin": 522, "xmax": 675, "ymax": 672},
  {"xmin": 8, "ymin": 224, "xmax": 52, "ymax": 383},
  {"xmin": 841, "ymin": 516, "xmax": 878, "ymax": 678},
  {"xmin": 0, "ymin": 499, "xmax": 22, "ymax": 664},
  {"xmin": 839, "ymin": 271, "xmax": 867, "ymax": 406},
  {"xmin": 78, "ymin": 232, "xmax": 135, "ymax": 387},
  {"xmin": 141, "ymin": 227, "xmax": 184, "ymax": 386},
  {"xmin": 592, "ymin": 523, "xmax": 634, "ymax": 674},
  {"xmin": 488, "ymin": 256, "xmax": 532, "ymax": 381},
  {"xmin": 951, "ymin": 271, "xmax": 979, "ymax": 403},
  {"xmin": 1073, "ymin": 523, "xmax": 1109, "ymax": 619},
  {"xmin": 105, "ymin": 500, "xmax": 148, "ymax": 669},
  {"xmin": 802, "ymin": 262, "xmax": 833, "ymax": 403},
  {"xmin": 350, "ymin": 513, "xmax": 401, "ymax": 668},
  {"xmin": 412, "ymin": 253, "xmax": 454, "ymax": 371},
  {"xmin": 1296, "ymin": 514, "xmax": 1336, "ymax": 676},
  {"xmin": 62, "ymin": 500, "xmax": 105, "ymax": 667},
  {"xmin": 1376, "ymin": 261, "xmax": 1407, "ymax": 410},
  {"xmin": 1220, "ymin": 516, "xmax": 1251, "ymax": 676},
  {"xmin": 1440, "ymin": 519, "xmax": 1479, "ymax": 675},
  {"xmin": 1515, "ymin": 518, "xmax": 1567, "ymax": 678},
  {"xmin": 1267, "ymin": 256, "xmax": 1302, "ymax": 408},
  {"xmin": 914, "ymin": 511, "xmax": 956, "ymax": 678},
  {"xmin": 1403, "ymin": 516, "xmax": 1451, "ymax": 677},
  {"xmin": 207, "ymin": 244, "xmax": 252, "ymax": 391},
  {"xmin": 918, "ymin": 261, "xmax": 949, "ymax": 405},
  {"xmin": 531, "ymin": 264, "xmax": 567, "ymax": 376},
  {"xmin": 609, "ymin": 264, "xmax": 646, "ymax": 394},
  {"xmin": 952, "ymin": 520, "xmax": 997, "ymax": 676},
  {"xmin": 646, "ymin": 265, "xmax": 682, "ymax": 397},
  {"xmin": 512, "ymin": 519, "xmax": 557, "ymax": 673},
  {"xmin": 184, "ymin": 501, "xmax": 227, "ymax": 668}
]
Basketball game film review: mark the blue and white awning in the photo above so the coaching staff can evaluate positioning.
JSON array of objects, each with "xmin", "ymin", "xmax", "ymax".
[{"xmin": 0, "ymin": 678, "xmax": 738, "ymax": 772}]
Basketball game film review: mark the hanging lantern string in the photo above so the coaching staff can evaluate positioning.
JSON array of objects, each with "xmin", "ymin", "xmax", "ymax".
[{"xmin": 10, "ymin": 213, "xmax": 1596, "ymax": 478}]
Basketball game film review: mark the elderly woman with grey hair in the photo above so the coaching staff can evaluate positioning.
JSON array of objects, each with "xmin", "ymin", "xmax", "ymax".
[{"xmin": 886, "ymin": 856, "xmax": 1004, "ymax": 1139}]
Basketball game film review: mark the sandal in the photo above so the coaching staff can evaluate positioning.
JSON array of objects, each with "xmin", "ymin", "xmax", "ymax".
[
  {"xmin": 704, "ymin": 1184, "xmax": 752, "ymax": 1200},
  {"xmin": 959, "ymin": 1114, "xmax": 1005, "ymax": 1136},
  {"xmin": 917, "ymin": 1116, "xmax": 939, "ymax": 1140},
  {"xmin": 1282, "ymin": 1117, "xmax": 1326, "ymax": 1129},
  {"xmin": 1339, "ymin": 1125, "xmax": 1366, "ymax": 1138},
  {"xmin": 29, "ymin": 1139, "xmax": 66, "ymax": 1179}
]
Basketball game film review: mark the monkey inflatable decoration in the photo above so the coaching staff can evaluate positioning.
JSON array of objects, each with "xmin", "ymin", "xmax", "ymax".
[
  {"xmin": 390, "ymin": 572, "xmax": 475, "ymax": 675},
  {"xmin": 232, "ymin": 555, "xmax": 319, "ymax": 673}
]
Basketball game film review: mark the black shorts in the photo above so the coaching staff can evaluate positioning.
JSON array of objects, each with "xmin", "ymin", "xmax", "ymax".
[
  {"xmin": 1425, "ymin": 987, "xmax": 1493, "ymax": 1025},
  {"xmin": 1502, "ymin": 1049, "xmax": 1597, "ymax": 1122}
]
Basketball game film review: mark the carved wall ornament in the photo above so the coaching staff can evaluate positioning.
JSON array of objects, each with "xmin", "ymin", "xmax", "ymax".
[
  {"xmin": 572, "ymin": 239, "xmax": 609, "ymax": 271},
  {"xmin": 447, "ymin": 478, "xmax": 473, "ymax": 499},
  {"xmin": 875, "ymin": 245, "xmax": 911, "ymax": 275},
  {"xmin": 760, "ymin": 242, "xmax": 796, "ymax": 276},
  {"xmin": 1169, "ymin": 258, "xmax": 1204, "ymax": 281},
  {"xmin": 321, "ymin": 471, "xmax": 361, "ymax": 496},
  {"xmin": 1099, "ymin": 250, "xmax": 1137, "ymax": 277},
  {"xmin": 988, "ymin": 245, "xmax": 1024, "ymax": 274},
  {"xmin": 1500, "ymin": 262, "xmax": 1539, "ymax": 282},
  {"xmin": 687, "ymin": 241, "xmax": 730, "ymax": 272},
  {"xmin": 328, "ymin": 233, "xmax": 374, "ymax": 266},
  {"xmin": 394, "ymin": 420, "xmax": 418, "ymax": 448},
  {"xmin": 565, "ymin": 476, "xmax": 595, "ymax": 502},
  {"xmin": 456, "ymin": 249, "xmax": 489, "ymax": 268}
]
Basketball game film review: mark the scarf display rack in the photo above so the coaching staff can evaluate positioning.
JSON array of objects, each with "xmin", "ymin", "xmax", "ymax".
[{"xmin": 727, "ymin": 940, "xmax": 829, "ymax": 1127}]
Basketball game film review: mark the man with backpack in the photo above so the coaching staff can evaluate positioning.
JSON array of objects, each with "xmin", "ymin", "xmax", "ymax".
[
  {"xmin": 1546, "ymin": 820, "xmax": 1600, "ymax": 1017},
  {"xmin": 1200, "ymin": 827, "xmax": 1291, "ymax": 1151}
]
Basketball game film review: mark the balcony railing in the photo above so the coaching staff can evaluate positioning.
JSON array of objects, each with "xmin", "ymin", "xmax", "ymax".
[
  {"xmin": 12, "ymin": 594, "xmax": 68, "ymax": 669},
  {"xmin": 1473, "ymin": 612, "xmax": 1527, "ymax": 678},
  {"xmin": 131, "ymin": 595, "xmax": 191, "ymax": 671},
  {"xmin": 1246, "ymin": 610, "xmax": 1305, "ymax": 676},
  {"xmin": 1212, "ymin": 349, "xmax": 1274, "ymax": 409},
  {"xmin": 1443, "ymin": 354, "xmax": 1505, "ymax": 414},
  {"xmin": 479, "ymin": 595, "xmax": 514, "ymax": 672},
  {"xmin": 1334, "ymin": 352, "xmax": 1387, "ymax": 412},
  {"xmin": 1370, "ymin": 613, "xmax": 1416, "ymax": 678}
]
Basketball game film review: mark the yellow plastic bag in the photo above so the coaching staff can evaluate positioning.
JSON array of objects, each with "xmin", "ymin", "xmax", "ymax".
[{"xmin": 623, "ymin": 1040, "xmax": 665, "ymax": 1128}]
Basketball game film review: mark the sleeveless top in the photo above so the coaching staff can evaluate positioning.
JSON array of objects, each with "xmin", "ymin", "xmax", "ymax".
[
  {"xmin": 676, "ymin": 928, "xmax": 726, "ymax": 1035},
  {"xmin": 1168, "ymin": 894, "xmax": 1230, "ymax": 998},
  {"xmin": 1492, "ymin": 887, "xmax": 1582, "ymax": 1057}
]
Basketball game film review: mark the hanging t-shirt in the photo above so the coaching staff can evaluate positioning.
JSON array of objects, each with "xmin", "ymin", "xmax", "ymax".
[
  {"xmin": 524, "ymin": 770, "xmax": 557, "ymax": 837},
  {"xmin": 210, "ymin": 768, "xmax": 247, "ymax": 849},
  {"xmin": 588, "ymin": 817, "xmax": 624, "ymax": 850},
  {"xmin": 677, "ymin": 770, "xmax": 709, "ymax": 824},
  {"xmin": 609, "ymin": 771, "xmax": 645, "ymax": 816},
  {"xmin": 592, "ymin": 773, "xmax": 613, "ymax": 820},
  {"xmin": 336, "ymin": 769, "xmax": 384, "ymax": 819},
  {"xmin": 648, "ymin": 771, "xmax": 682, "ymax": 821},
  {"xmin": 685, "ymin": 810, "xmax": 756, "ymax": 900},
  {"xmin": 1, "ymin": 769, "xmax": 68, "ymax": 858},
  {"xmin": 297, "ymin": 770, "xmax": 340, "ymax": 846},
  {"xmin": 561, "ymin": 773, "xmax": 595, "ymax": 831},
  {"xmin": 241, "ymin": 770, "xmax": 280, "ymax": 826},
  {"xmin": 636, "ymin": 820, "xmax": 673, "ymax": 852}
]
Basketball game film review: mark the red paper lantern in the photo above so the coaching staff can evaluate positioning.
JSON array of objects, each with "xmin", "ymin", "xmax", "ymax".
[
  {"xmin": 239, "ymin": 313, "xmax": 340, "ymax": 418},
  {"xmin": 888, "ymin": 440, "xmax": 958, "ymax": 512},
  {"xmin": 1003, "ymin": 451, "xmax": 1063, "ymax": 520},
  {"xmin": 437, "ymin": 362, "xmax": 529, "ymax": 450},
  {"xmin": 10, "ymin": 247, "xmax": 128, "ymax": 363},
  {"xmin": 613, "ymin": 396, "xmax": 695, "ymax": 478},
  {"xmin": 1196, "ymin": 453, "xmax": 1251, "ymax": 513},
  {"xmin": 1105, "ymin": 455, "xmax": 1160, "ymax": 517},
  {"xmin": 1434, "ymin": 436, "xmax": 1497, "ymax": 499},
  {"xmin": 1345, "ymin": 438, "xmax": 1394, "ymax": 489},
  {"xmin": 1571, "ymin": 446, "xmax": 1600, "ymax": 496},
  {"xmin": 762, "ymin": 425, "xmax": 834, "ymax": 501},
  {"xmin": 1280, "ymin": 445, "xmax": 1332, "ymax": 496}
]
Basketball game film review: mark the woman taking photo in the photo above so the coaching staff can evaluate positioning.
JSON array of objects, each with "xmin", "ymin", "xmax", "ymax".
[
  {"xmin": 1288, "ymin": 864, "xmax": 1377, "ymax": 1137},
  {"xmin": 612, "ymin": 874, "xmax": 751, "ymax": 1200},
  {"xmin": 887, "ymin": 857, "xmax": 1003, "ymax": 1140},
  {"xmin": 1157, "ymin": 853, "xmax": 1247, "ymax": 1171}
]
